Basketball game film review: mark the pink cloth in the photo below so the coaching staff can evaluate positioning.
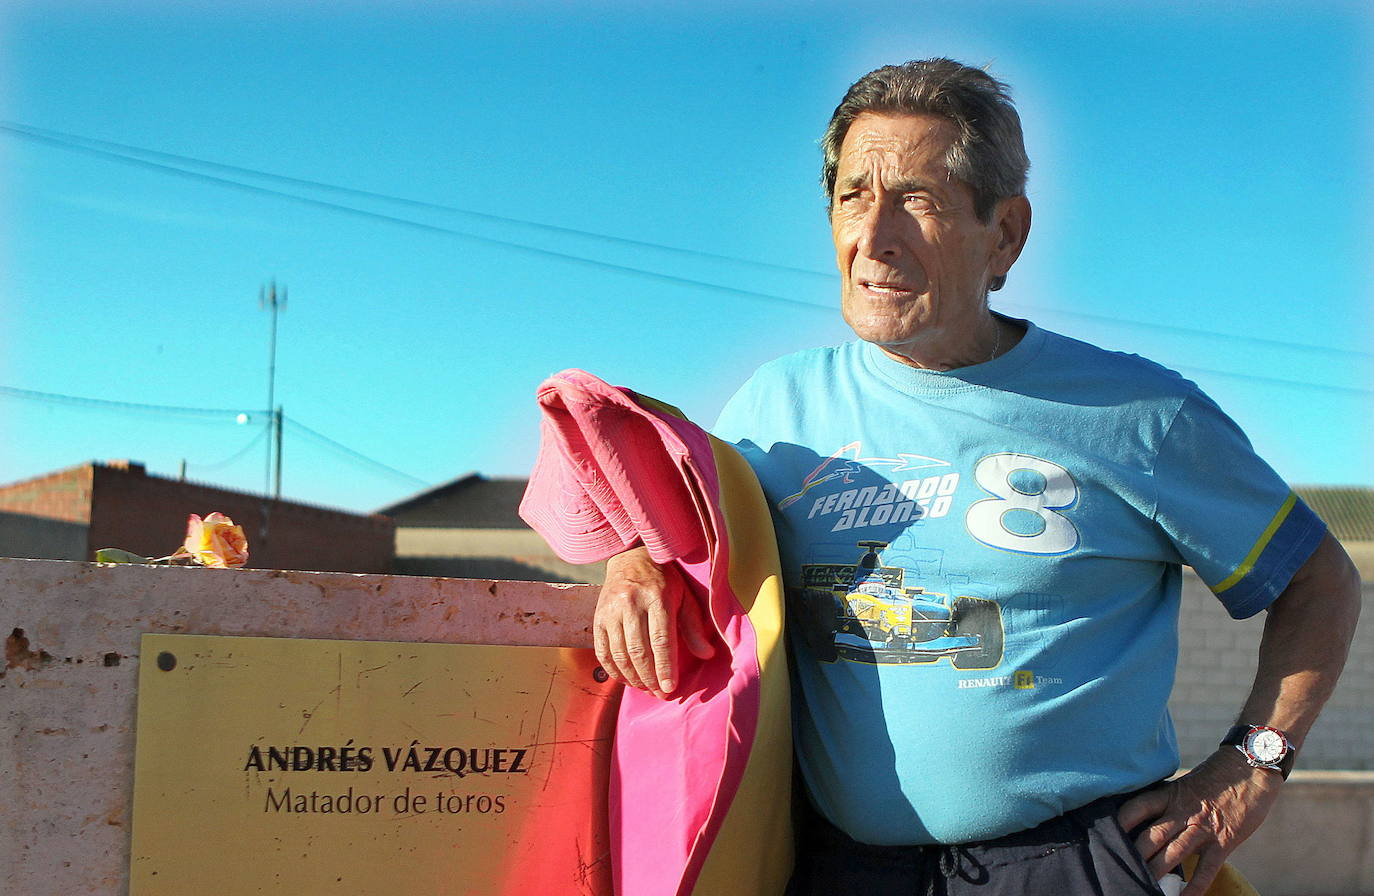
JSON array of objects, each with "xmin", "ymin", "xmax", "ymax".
[{"xmin": 520, "ymin": 369, "xmax": 762, "ymax": 896}]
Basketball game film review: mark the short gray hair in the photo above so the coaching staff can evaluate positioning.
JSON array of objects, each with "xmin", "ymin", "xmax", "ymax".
[{"xmin": 821, "ymin": 58, "xmax": 1030, "ymax": 224}]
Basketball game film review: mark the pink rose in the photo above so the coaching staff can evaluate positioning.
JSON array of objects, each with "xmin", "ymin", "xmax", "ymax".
[{"xmin": 181, "ymin": 512, "xmax": 249, "ymax": 568}]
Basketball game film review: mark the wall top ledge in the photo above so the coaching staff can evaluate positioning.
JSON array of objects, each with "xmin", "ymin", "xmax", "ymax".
[
  {"xmin": 1, "ymin": 555, "xmax": 593, "ymax": 588},
  {"xmin": 0, "ymin": 556, "xmax": 599, "ymax": 650}
]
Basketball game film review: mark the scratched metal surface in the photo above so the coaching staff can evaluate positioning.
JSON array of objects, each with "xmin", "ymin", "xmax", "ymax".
[
  {"xmin": 0, "ymin": 558, "xmax": 598, "ymax": 896},
  {"xmin": 129, "ymin": 634, "xmax": 617, "ymax": 895}
]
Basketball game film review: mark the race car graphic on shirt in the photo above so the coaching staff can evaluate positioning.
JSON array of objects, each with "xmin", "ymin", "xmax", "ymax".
[{"xmin": 792, "ymin": 541, "xmax": 1004, "ymax": 667}]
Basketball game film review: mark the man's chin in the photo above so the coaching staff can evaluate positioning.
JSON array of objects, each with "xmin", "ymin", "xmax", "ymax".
[
  {"xmin": 844, "ymin": 309, "xmax": 909, "ymax": 339},
  {"xmin": 844, "ymin": 321, "xmax": 926, "ymax": 352}
]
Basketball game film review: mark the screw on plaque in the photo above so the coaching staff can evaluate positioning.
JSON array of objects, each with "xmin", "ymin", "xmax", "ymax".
[
  {"xmin": 157, "ymin": 651, "xmax": 177, "ymax": 671},
  {"xmin": 593, "ymin": 666, "xmax": 609, "ymax": 683}
]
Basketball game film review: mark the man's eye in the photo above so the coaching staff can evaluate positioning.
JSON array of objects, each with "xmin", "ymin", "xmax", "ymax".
[{"xmin": 904, "ymin": 193, "xmax": 935, "ymax": 209}]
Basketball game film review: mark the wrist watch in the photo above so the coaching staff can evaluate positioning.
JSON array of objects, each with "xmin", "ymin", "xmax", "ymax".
[{"xmin": 1221, "ymin": 724, "xmax": 1295, "ymax": 779}]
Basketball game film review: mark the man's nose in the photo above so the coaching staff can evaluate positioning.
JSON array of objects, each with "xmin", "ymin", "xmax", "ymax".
[{"xmin": 856, "ymin": 200, "xmax": 901, "ymax": 259}]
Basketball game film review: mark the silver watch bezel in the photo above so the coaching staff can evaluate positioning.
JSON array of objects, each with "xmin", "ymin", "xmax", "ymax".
[
  {"xmin": 1244, "ymin": 727, "xmax": 1287, "ymax": 765},
  {"xmin": 1237, "ymin": 725, "xmax": 1291, "ymax": 770}
]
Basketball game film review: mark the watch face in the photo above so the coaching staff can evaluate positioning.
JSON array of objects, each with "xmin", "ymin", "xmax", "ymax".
[{"xmin": 1247, "ymin": 728, "xmax": 1286, "ymax": 764}]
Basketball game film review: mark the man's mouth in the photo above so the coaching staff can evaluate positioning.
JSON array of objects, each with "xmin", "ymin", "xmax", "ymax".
[{"xmin": 858, "ymin": 280, "xmax": 913, "ymax": 295}]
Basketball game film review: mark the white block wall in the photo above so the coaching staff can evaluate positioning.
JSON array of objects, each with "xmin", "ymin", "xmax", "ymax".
[{"xmin": 1170, "ymin": 570, "xmax": 1373, "ymax": 770}]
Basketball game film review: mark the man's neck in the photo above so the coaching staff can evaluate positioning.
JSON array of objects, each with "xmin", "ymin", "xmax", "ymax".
[{"xmin": 878, "ymin": 314, "xmax": 1024, "ymax": 371}]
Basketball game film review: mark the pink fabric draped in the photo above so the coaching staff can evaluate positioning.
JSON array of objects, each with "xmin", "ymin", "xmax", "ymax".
[{"xmin": 519, "ymin": 369, "xmax": 761, "ymax": 896}]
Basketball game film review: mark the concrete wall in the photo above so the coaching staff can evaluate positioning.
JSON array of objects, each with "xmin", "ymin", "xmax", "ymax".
[
  {"xmin": 393, "ymin": 527, "xmax": 604, "ymax": 584},
  {"xmin": 1228, "ymin": 772, "xmax": 1374, "ymax": 896},
  {"xmin": 1172, "ymin": 569, "xmax": 1374, "ymax": 771},
  {"xmin": 1, "ymin": 558, "xmax": 595, "ymax": 896},
  {"xmin": 0, "ymin": 509, "xmax": 87, "ymax": 560},
  {"xmin": 2, "ymin": 557, "xmax": 1370, "ymax": 896}
]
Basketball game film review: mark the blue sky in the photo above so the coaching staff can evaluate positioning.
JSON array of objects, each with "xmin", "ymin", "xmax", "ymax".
[{"xmin": 2, "ymin": 0, "xmax": 1371, "ymax": 514}]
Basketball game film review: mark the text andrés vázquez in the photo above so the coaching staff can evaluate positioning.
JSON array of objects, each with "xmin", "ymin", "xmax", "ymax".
[{"xmin": 243, "ymin": 743, "xmax": 530, "ymax": 777}]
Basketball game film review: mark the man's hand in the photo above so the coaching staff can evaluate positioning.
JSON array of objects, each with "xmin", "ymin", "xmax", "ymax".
[
  {"xmin": 1118, "ymin": 749, "xmax": 1282, "ymax": 896},
  {"xmin": 593, "ymin": 546, "xmax": 715, "ymax": 698},
  {"xmin": 1121, "ymin": 531, "xmax": 1360, "ymax": 895}
]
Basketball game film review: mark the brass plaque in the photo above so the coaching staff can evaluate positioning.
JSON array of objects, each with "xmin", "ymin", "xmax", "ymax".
[{"xmin": 130, "ymin": 634, "xmax": 619, "ymax": 895}]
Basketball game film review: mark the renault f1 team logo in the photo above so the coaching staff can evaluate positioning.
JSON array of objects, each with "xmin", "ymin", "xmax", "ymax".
[{"xmin": 779, "ymin": 442, "xmax": 960, "ymax": 533}]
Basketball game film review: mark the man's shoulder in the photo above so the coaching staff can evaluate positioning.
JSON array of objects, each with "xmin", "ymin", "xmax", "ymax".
[
  {"xmin": 748, "ymin": 342, "xmax": 859, "ymax": 383},
  {"xmin": 713, "ymin": 343, "xmax": 860, "ymax": 442},
  {"xmin": 727, "ymin": 342, "xmax": 862, "ymax": 403},
  {"xmin": 1031, "ymin": 324, "xmax": 1199, "ymax": 403}
]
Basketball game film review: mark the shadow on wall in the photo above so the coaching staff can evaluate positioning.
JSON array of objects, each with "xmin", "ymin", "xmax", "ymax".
[{"xmin": 0, "ymin": 510, "xmax": 87, "ymax": 561}]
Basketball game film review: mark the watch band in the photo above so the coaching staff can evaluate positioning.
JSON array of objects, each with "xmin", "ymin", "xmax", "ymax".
[{"xmin": 1221, "ymin": 724, "xmax": 1296, "ymax": 779}]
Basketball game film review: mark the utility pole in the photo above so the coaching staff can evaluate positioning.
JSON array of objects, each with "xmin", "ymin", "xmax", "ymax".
[
  {"xmin": 273, "ymin": 405, "xmax": 284, "ymax": 500},
  {"xmin": 259, "ymin": 280, "xmax": 286, "ymax": 500}
]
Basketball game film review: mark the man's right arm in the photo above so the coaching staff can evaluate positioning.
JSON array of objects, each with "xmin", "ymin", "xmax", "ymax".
[
  {"xmin": 593, "ymin": 546, "xmax": 715, "ymax": 699},
  {"xmin": 595, "ymin": 366, "xmax": 763, "ymax": 698}
]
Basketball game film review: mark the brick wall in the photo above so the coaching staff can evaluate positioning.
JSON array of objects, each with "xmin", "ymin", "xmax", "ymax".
[
  {"xmin": 1, "ymin": 462, "xmax": 395, "ymax": 574},
  {"xmin": 0, "ymin": 465, "xmax": 94, "ymax": 523},
  {"xmin": 1170, "ymin": 569, "xmax": 1373, "ymax": 770}
]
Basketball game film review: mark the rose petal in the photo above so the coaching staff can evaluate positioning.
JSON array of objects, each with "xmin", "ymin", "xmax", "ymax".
[{"xmin": 179, "ymin": 512, "xmax": 248, "ymax": 568}]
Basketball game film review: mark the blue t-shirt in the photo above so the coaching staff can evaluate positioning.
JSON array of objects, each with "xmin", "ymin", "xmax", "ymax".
[{"xmin": 712, "ymin": 319, "xmax": 1325, "ymax": 846}]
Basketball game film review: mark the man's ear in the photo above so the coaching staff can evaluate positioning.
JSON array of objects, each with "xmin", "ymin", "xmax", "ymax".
[{"xmin": 990, "ymin": 195, "xmax": 1032, "ymax": 278}]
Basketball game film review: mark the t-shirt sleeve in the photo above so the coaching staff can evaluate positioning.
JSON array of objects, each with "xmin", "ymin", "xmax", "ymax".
[
  {"xmin": 1152, "ymin": 390, "xmax": 1326, "ymax": 619},
  {"xmin": 712, "ymin": 369, "xmax": 767, "ymax": 446},
  {"xmin": 714, "ymin": 379, "xmax": 758, "ymax": 445}
]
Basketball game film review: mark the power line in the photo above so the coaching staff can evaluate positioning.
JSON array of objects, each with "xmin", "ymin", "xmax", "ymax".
[
  {"xmin": 284, "ymin": 417, "xmax": 431, "ymax": 487},
  {"xmin": 0, "ymin": 120, "xmax": 835, "ymax": 282},
  {"xmin": 184, "ymin": 425, "xmax": 270, "ymax": 472},
  {"xmin": 6, "ymin": 329, "xmax": 1372, "ymax": 441},
  {"xmin": 0, "ymin": 122, "xmax": 831, "ymax": 316},
  {"xmin": 0, "ymin": 385, "xmax": 257, "ymax": 418},
  {"xmin": 4, "ymin": 311, "xmax": 1372, "ymax": 435},
  {"xmin": 0, "ymin": 366, "xmax": 1365, "ymax": 514},
  {"xmin": 1, "ymin": 384, "xmax": 433, "ymax": 486},
  {"xmin": 1168, "ymin": 364, "xmax": 1374, "ymax": 398},
  {"xmin": 7, "ymin": 120, "xmax": 1369, "ymax": 363},
  {"xmin": 996, "ymin": 301, "xmax": 1374, "ymax": 362}
]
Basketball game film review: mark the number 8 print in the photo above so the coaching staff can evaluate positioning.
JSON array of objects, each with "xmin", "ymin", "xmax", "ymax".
[{"xmin": 966, "ymin": 453, "xmax": 1080, "ymax": 554}]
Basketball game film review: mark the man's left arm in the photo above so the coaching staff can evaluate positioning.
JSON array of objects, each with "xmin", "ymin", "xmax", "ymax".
[{"xmin": 1119, "ymin": 531, "xmax": 1362, "ymax": 896}]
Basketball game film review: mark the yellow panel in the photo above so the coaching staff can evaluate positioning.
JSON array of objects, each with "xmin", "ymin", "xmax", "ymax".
[
  {"xmin": 692, "ymin": 438, "xmax": 793, "ymax": 896},
  {"xmin": 130, "ymin": 634, "xmax": 619, "ymax": 895}
]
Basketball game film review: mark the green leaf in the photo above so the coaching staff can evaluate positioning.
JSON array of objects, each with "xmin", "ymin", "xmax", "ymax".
[{"xmin": 95, "ymin": 548, "xmax": 151, "ymax": 564}]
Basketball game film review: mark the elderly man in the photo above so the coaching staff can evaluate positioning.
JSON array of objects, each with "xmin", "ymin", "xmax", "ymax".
[{"xmin": 594, "ymin": 58, "xmax": 1360, "ymax": 895}]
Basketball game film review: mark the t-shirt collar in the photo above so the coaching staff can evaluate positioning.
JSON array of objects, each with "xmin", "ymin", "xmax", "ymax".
[{"xmin": 860, "ymin": 314, "xmax": 1046, "ymax": 394}]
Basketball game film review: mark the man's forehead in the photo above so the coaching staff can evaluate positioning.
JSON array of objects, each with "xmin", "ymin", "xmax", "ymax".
[{"xmin": 836, "ymin": 113, "xmax": 958, "ymax": 180}]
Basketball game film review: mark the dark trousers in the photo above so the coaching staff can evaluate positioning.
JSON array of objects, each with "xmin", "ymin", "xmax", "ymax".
[{"xmin": 787, "ymin": 792, "xmax": 1164, "ymax": 896}]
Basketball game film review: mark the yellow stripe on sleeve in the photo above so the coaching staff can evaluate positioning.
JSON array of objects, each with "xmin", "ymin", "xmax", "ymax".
[{"xmin": 1212, "ymin": 491, "xmax": 1298, "ymax": 594}]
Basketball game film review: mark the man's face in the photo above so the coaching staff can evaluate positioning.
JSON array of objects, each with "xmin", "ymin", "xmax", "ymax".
[{"xmin": 831, "ymin": 112, "xmax": 1012, "ymax": 361}]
